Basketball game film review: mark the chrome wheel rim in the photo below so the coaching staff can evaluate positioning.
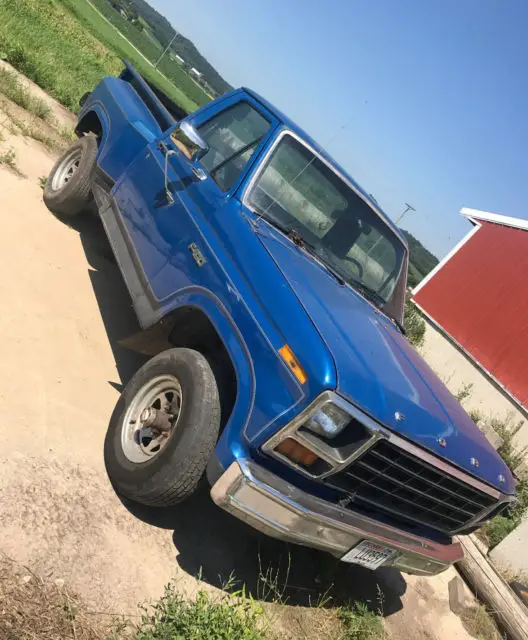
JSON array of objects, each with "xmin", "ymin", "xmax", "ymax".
[
  {"xmin": 51, "ymin": 149, "xmax": 81, "ymax": 191},
  {"xmin": 121, "ymin": 375, "xmax": 183, "ymax": 464}
]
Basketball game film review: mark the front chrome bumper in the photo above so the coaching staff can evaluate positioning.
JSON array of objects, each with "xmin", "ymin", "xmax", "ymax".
[{"xmin": 211, "ymin": 459, "xmax": 464, "ymax": 576}]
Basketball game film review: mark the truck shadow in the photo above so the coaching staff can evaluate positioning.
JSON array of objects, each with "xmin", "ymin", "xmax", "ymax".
[
  {"xmin": 74, "ymin": 214, "xmax": 148, "ymax": 388},
  {"xmin": 122, "ymin": 483, "xmax": 407, "ymax": 617},
  {"xmin": 75, "ymin": 214, "xmax": 406, "ymax": 617}
]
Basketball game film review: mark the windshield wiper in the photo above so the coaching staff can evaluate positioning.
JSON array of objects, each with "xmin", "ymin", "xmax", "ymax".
[
  {"xmin": 346, "ymin": 277, "xmax": 386, "ymax": 307},
  {"xmin": 302, "ymin": 243, "xmax": 347, "ymax": 286},
  {"xmin": 346, "ymin": 276, "xmax": 405, "ymax": 333},
  {"xmin": 253, "ymin": 214, "xmax": 347, "ymax": 285}
]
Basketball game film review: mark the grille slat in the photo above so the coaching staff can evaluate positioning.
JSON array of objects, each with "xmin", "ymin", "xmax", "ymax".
[
  {"xmin": 367, "ymin": 448, "xmax": 490, "ymax": 509},
  {"xmin": 326, "ymin": 439, "xmax": 497, "ymax": 534},
  {"xmin": 352, "ymin": 459, "xmax": 477, "ymax": 517},
  {"xmin": 343, "ymin": 468, "xmax": 464, "ymax": 526}
]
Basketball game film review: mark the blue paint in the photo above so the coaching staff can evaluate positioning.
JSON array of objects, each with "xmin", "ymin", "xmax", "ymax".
[{"xmin": 83, "ymin": 65, "xmax": 515, "ymax": 513}]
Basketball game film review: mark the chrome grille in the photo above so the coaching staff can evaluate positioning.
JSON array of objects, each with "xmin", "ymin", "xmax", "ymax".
[{"xmin": 325, "ymin": 439, "xmax": 498, "ymax": 534}]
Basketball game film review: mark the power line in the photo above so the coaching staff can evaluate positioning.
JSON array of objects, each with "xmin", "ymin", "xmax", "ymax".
[{"xmin": 154, "ymin": 32, "xmax": 178, "ymax": 68}]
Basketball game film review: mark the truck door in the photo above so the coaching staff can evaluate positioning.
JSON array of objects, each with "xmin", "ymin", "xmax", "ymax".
[{"xmin": 112, "ymin": 95, "xmax": 275, "ymax": 319}]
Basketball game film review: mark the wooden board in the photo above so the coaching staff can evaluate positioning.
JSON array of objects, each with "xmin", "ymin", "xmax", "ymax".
[{"xmin": 457, "ymin": 535, "xmax": 528, "ymax": 640}]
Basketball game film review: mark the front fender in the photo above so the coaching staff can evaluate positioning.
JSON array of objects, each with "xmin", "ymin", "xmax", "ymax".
[{"xmin": 160, "ymin": 289, "xmax": 306, "ymax": 471}]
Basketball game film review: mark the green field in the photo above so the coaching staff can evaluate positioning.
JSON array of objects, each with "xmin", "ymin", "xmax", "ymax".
[
  {"xmin": 63, "ymin": 0, "xmax": 209, "ymax": 108},
  {"xmin": 0, "ymin": 0, "xmax": 203, "ymax": 114}
]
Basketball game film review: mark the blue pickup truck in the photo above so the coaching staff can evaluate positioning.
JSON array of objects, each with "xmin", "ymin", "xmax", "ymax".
[{"xmin": 44, "ymin": 62, "xmax": 514, "ymax": 576}]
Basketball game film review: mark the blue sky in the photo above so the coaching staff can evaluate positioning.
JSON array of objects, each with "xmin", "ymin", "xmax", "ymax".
[{"xmin": 152, "ymin": 0, "xmax": 527, "ymax": 259}]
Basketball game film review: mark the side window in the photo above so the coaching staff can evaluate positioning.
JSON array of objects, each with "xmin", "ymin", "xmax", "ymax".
[{"xmin": 198, "ymin": 102, "xmax": 270, "ymax": 191}]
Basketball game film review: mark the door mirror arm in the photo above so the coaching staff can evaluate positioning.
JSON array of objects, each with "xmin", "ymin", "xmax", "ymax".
[{"xmin": 164, "ymin": 149, "xmax": 177, "ymax": 204}]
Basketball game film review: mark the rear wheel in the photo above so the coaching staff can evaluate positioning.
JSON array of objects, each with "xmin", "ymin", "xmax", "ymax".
[
  {"xmin": 104, "ymin": 348, "xmax": 221, "ymax": 507},
  {"xmin": 43, "ymin": 136, "xmax": 97, "ymax": 217}
]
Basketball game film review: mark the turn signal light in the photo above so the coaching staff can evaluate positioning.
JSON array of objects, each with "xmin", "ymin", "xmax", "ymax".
[
  {"xmin": 279, "ymin": 345, "xmax": 307, "ymax": 384},
  {"xmin": 275, "ymin": 438, "xmax": 318, "ymax": 467}
]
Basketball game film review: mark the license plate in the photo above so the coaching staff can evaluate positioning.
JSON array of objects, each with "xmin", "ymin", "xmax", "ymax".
[{"xmin": 341, "ymin": 540, "xmax": 397, "ymax": 570}]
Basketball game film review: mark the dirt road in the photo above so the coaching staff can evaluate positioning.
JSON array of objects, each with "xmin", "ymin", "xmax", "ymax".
[{"xmin": 0, "ymin": 76, "xmax": 480, "ymax": 639}]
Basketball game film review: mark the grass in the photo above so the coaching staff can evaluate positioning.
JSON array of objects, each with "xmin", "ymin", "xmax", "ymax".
[
  {"xmin": 477, "ymin": 418, "xmax": 528, "ymax": 548},
  {"xmin": 0, "ymin": 0, "xmax": 123, "ymax": 112},
  {"xmin": 404, "ymin": 300, "xmax": 426, "ymax": 348},
  {"xmin": 338, "ymin": 602, "xmax": 387, "ymax": 640},
  {"xmin": 0, "ymin": 0, "xmax": 203, "ymax": 114},
  {"xmin": 457, "ymin": 392, "xmax": 528, "ymax": 550},
  {"xmin": 0, "ymin": 554, "xmax": 121, "ymax": 639},
  {"xmin": 0, "ymin": 146, "xmax": 24, "ymax": 175},
  {"xmin": 0, "ymin": 66, "xmax": 51, "ymax": 120},
  {"xmin": 59, "ymin": 0, "xmax": 200, "ymax": 113},
  {"xmin": 75, "ymin": 0, "xmax": 209, "ymax": 107},
  {"xmin": 0, "ymin": 99, "xmax": 66, "ymax": 153},
  {"xmin": 136, "ymin": 585, "xmax": 265, "ymax": 640},
  {"xmin": 460, "ymin": 604, "xmax": 501, "ymax": 640},
  {"xmin": 455, "ymin": 382, "xmax": 474, "ymax": 404},
  {"xmin": 0, "ymin": 552, "xmax": 386, "ymax": 640}
]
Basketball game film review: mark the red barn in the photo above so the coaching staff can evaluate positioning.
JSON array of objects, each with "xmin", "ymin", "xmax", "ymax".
[{"xmin": 412, "ymin": 208, "xmax": 528, "ymax": 411}]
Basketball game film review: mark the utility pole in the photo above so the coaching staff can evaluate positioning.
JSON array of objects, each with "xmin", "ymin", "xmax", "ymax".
[
  {"xmin": 395, "ymin": 202, "xmax": 416, "ymax": 225},
  {"xmin": 154, "ymin": 32, "xmax": 178, "ymax": 68},
  {"xmin": 366, "ymin": 202, "xmax": 417, "ymax": 258}
]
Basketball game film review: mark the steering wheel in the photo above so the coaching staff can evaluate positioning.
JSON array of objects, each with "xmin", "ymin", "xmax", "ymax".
[{"xmin": 343, "ymin": 256, "xmax": 364, "ymax": 279}]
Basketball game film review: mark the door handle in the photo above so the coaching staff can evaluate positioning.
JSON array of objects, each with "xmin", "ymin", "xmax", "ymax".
[{"xmin": 192, "ymin": 166, "xmax": 207, "ymax": 181}]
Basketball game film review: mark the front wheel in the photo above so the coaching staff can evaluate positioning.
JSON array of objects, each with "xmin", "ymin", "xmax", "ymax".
[
  {"xmin": 43, "ymin": 136, "xmax": 97, "ymax": 217},
  {"xmin": 104, "ymin": 348, "xmax": 221, "ymax": 507}
]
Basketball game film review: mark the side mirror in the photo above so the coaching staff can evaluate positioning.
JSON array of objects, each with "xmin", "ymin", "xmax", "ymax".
[{"xmin": 170, "ymin": 121, "xmax": 209, "ymax": 162}]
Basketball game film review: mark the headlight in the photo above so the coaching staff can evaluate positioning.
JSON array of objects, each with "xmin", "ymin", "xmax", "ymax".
[{"xmin": 304, "ymin": 403, "xmax": 351, "ymax": 439}]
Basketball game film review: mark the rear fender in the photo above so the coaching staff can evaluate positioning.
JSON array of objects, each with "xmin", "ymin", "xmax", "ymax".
[
  {"xmin": 76, "ymin": 77, "xmax": 163, "ymax": 183},
  {"xmin": 76, "ymin": 102, "xmax": 109, "ymax": 154}
]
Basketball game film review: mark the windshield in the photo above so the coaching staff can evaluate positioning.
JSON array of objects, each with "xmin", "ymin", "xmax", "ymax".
[{"xmin": 246, "ymin": 133, "xmax": 407, "ymax": 310}]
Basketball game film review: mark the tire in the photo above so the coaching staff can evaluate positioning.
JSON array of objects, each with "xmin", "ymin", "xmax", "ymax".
[
  {"xmin": 43, "ymin": 136, "xmax": 97, "ymax": 217},
  {"xmin": 104, "ymin": 348, "xmax": 221, "ymax": 507}
]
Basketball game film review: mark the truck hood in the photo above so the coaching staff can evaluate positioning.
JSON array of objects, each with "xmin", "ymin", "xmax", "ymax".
[{"xmin": 257, "ymin": 227, "xmax": 514, "ymax": 494}]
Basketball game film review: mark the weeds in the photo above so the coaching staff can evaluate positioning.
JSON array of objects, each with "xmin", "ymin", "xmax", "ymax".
[
  {"xmin": 136, "ymin": 585, "xmax": 264, "ymax": 640},
  {"xmin": 257, "ymin": 554, "xmax": 292, "ymax": 605},
  {"xmin": 468, "ymin": 408, "xmax": 483, "ymax": 424},
  {"xmin": 0, "ymin": 146, "xmax": 23, "ymax": 175},
  {"xmin": 479, "ymin": 419, "xmax": 528, "ymax": 548},
  {"xmin": 404, "ymin": 300, "xmax": 426, "ymax": 348},
  {"xmin": 455, "ymin": 382, "xmax": 474, "ymax": 404},
  {"xmin": 0, "ymin": 67, "xmax": 51, "ymax": 120},
  {"xmin": 0, "ymin": 549, "xmax": 388, "ymax": 640},
  {"xmin": 0, "ymin": 100, "xmax": 66, "ymax": 152},
  {"xmin": 460, "ymin": 604, "xmax": 501, "ymax": 640},
  {"xmin": 338, "ymin": 602, "xmax": 386, "ymax": 640},
  {"xmin": 0, "ymin": 554, "xmax": 123, "ymax": 639},
  {"xmin": 39, "ymin": 175, "xmax": 47, "ymax": 189},
  {"xmin": 57, "ymin": 123, "xmax": 77, "ymax": 143}
]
